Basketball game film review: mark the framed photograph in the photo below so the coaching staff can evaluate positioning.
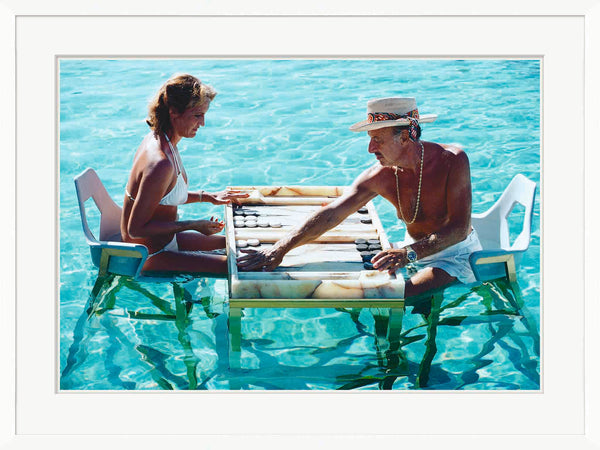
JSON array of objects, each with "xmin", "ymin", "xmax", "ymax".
[
  {"xmin": 3, "ymin": 0, "xmax": 599, "ymax": 448},
  {"xmin": 56, "ymin": 58, "xmax": 542, "ymax": 387}
]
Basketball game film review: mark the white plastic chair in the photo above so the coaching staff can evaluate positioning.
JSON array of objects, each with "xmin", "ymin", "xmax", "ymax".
[
  {"xmin": 74, "ymin": 168, "xmax": 150, "ymax": 279},
  {"xmin": 469, "ymin": 174, "xmax": 537, "ymax": 283}
]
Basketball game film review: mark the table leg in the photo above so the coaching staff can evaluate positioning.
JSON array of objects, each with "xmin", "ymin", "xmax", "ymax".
[
  {"xmin": 416, "ymin": 292, "xmax": 443, "ymax": 388},
  {"xmin": 228, "ymin": 307, "xmax": 242, "ymax": 370}
]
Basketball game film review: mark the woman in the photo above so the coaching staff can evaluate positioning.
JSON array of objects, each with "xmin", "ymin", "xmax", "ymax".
[{"xmin": 121, "ymin": 74, "xmax": 247, "ymax": 274}]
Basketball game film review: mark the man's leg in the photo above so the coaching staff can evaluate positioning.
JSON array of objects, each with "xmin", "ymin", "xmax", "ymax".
[{"xmin": 404, "ymin": 267, "xmax": 456, "ymax": 297}]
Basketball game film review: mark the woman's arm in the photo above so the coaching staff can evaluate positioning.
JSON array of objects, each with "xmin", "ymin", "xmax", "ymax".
[
  {"xmin": 126, "ymin": 160, "xmax": 223, "ymax": 238},
  {"xmin": 184, "ymin": 189, "xmax": 249, "ymax": 205}
]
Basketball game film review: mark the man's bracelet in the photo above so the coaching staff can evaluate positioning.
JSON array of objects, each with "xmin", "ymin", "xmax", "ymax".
[{"xmin": 199, "ymin": 190, "xmax": 204, "ymax": 202}]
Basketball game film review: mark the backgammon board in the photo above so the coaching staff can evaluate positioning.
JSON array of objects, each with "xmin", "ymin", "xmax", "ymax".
[{"xmin": 225, "ymin": 186, "xmax": 405, "ymax": 307}]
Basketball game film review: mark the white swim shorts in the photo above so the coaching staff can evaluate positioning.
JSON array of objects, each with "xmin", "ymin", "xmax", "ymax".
[{"xmin": 394, "ymin": 229, "xmax": 483, "ymax": 285}]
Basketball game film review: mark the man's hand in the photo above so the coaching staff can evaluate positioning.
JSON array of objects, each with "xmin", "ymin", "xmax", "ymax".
[
  {"xmin": 237, "ymin": 246, "xmax": 285, "ymax": 272},
  {"xmin": 204, "ymin": 190, "xmax": 249, "ymax": 205},
  {"xmin": 236, "ymin": 170, "xmax": 378, "ymax": 272},
  {"xmin": 371, "ymin": 248, "xmax": 409, "ymax": 275}
]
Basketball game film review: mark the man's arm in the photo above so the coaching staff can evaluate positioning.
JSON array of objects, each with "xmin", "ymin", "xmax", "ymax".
[
  {"xmin": 237, "ymin": 169, "xmax": 379, "ymax": 271},
  {"xmin": 273, "ymin": 184, "xmax": 377, "ymax": 254},
  {"xmin": 372, "ymin": 150, "xmax": 472, "ymax": 273}
]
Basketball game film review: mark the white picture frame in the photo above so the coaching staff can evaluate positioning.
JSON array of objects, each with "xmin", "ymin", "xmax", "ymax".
[{"xmin": 3, "ymin": 0, "xmax": 599, "ymax": 448}]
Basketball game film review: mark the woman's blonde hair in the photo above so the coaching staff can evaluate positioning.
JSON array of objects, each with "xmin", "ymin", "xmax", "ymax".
[{"xmin": 146, "ymin": 74, "xmax": 217, "ymax": 135}]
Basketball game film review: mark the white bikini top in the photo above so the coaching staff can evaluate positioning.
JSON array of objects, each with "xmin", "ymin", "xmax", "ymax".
[
  {"xmin": 158, "ymin": 134, "xmax": 188, "ymax": 206},
  {"xmin": 126, "ymin": 133, "xmax": 189, "ymax": 206}
]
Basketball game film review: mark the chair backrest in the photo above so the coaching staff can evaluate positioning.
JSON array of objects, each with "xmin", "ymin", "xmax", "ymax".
[
  {"xmin": 74, "ymin": 168, "xmax": 122, "ymax": 243},
  {"xmin": 74, "ymin": 168, "xmax": 148, "ymax": 278},
  {"xmin": 469, "ymin": 174, "xmax": 536, "ymax": 283},
  {"xmin": 471, "ymin": 174, "xmax": 536, "ymax": 252}
]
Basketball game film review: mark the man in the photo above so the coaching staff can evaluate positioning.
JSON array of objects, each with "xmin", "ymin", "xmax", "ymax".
[{"xmin": 237, "ymin": 97, "xmax": 482, "ymax": 297}]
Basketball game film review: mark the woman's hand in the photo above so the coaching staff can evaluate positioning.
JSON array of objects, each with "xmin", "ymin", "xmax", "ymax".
[
  {"xmin": 371, "ymin": 249, "xmax": 409, "ymax": 275},
  {"xmin": 237, "ymin": 246, "xmax": 285, "ymax": 272},
  {"xmin": 192, "ymin": 217, "xmax": 225, "ymax": 235},
  {"xmin": 204, "ymin": 190, "xmax": 249, "ymax": 205}
]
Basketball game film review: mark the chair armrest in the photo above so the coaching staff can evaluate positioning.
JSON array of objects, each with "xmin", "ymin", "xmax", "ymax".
[
  {"xmin": 89, "ymin": 241, "xmax": 149, "ymax": 279},
  {"xmin": 469, "ymin": 249, "xmax": 524, "ymax": 283}
]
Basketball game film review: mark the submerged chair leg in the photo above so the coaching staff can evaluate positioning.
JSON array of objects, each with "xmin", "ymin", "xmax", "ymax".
[
  {"xmin": 493, "ymin": 278, "xmax": 540, "ymax": 358},
  {"xmin": 121, "ymin": 279, "xmax": 176, "ymax": 316},
  {"xmin": 228, "ymin": 307, "xmax": 242, "ymax": 370},
  {"xmin": 172, "ymin": 282, "xmax": 199, "ymax": 390},
  {"xmin": 62, "ymin": 275, "xmax": 118, "ymax": 385},
  {"xmin": 87, "ymin": 274, "xmax": 123, "ymax": 318}
]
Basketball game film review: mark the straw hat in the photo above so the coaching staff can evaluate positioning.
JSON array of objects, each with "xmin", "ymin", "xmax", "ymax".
[{"xmin": 349, "ymin": 97, "xmax": 437, "ymax": 132}]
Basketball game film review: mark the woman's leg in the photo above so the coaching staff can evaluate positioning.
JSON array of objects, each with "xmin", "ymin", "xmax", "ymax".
[
  {"xmin": 143, "ymin": 250, "xmax": 228, "ymax": 274},
  {"xmin": 142, "ymin": 232, "xmax": 228, "ymax": 274},
  {"xmin": 175, "ymin": 231, "xmax": 226, "ymax": 251}
]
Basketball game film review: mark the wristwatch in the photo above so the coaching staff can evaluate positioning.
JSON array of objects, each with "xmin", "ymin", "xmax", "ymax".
[{"xmin": 405, "ymin": 245, "xmax": 418, "ymax": 263}]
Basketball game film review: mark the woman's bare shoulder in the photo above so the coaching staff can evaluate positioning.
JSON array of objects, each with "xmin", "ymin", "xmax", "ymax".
[
  {"xmin": 132, "ymin": 133, "xmax": 171, "ymax": 176},
  {"xmin": 138, "ymin": 132, "xmax": 162, "ymax": 155},
  {"xmin": 135, "ymin": 133, "xmax": 165, "ymax": 162}
]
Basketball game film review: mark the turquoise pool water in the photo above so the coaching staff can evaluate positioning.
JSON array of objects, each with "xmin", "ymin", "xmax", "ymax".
[{"xmin": 59, "ymin": 59, "xmax": 540, "ymax": 390}]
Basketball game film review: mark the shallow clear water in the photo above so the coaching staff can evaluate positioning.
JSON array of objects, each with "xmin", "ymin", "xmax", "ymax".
[{"xmin": 59, "ymin": 59, "xmax": 540, "ymax": 390}]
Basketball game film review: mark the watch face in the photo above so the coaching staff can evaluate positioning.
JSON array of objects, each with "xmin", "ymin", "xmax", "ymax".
[{"xmin": 407, "ymin": 249, "xmax": 417, "ymax": 262}]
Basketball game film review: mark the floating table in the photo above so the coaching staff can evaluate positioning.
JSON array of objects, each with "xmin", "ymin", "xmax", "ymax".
[{"xmin": 225, "ymin": 186, "xmax": 405, "ymax": 368}]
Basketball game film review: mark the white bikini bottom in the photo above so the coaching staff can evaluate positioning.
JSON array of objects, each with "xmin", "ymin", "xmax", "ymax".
[{"xmin": 147, "ymin": 236, "xmax": 179, "ymax": 259}]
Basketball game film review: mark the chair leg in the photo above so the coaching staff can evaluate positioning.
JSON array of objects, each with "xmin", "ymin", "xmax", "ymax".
[
  {"xmin": 86, "ymin": 274, "xmax": 122, "ymax": 318},
  {"xmin": 172, "ymin": 282, "xmax": 199, "ymax": 390},
  {"xmin": 121, "ymin": 279, "xmax": 175, "ymax": 316},
  {"xmin": 494, "ymin": 278, "xmax": 540, "ymax": 358},
  {"xmin": 505, "ymin": 256, "xmax": 517, "ymax": 283},
  {"xmin": 62, "ymin": 274, "xmax": 124, "ymax": 386}
]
